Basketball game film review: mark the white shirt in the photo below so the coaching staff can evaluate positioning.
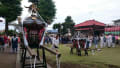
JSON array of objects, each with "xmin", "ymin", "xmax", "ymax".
[
  {"xmin": 108, "ymin": 35, "xmax": 112, "ymax": 43},
  {"xmin": 100, "ymin": 36, "xmax": 104, "ymax": 42},
  {"xmin": 53, "ymin": 37, "xmax": 59, "ymax": 47}
]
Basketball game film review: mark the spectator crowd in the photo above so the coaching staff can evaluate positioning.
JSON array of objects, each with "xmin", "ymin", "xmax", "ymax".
[{"xmin": 0, "ymin": 34, "xmax": 20, "ymax": 53}]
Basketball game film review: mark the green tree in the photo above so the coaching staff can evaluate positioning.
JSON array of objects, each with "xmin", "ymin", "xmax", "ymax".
[
  {"xmin": 53, "ymin": 16, "xmax": 75, "ymax": 35},
  {"xmin": 53, "ymin": 23, "xmax": 61, "ymax": 33},
  {"xmin": 0, "ymin": 0, "xmax": 22, "ymax": 34},
  {"xmin": 65, "ymin": 16, "xmax": 74, "ymax": 23},
  {"xmin": 62, "ymin": 16, "xmax": 75, "ymax": 35},
  {"xmin": 7, "ymin": 30, "xmax": 18, "ymax": 36},
  {"xmin": 29, "ymin": 0, "xmax": 56, "ymax": 24}
]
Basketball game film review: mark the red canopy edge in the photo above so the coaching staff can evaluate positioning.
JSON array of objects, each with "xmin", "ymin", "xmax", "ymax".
[
  {"xmin": 75, "ymin": 28, "xmax": 93, "ymax": 31},
  {"xmin": 74, "ymin": 20, "xmax": 105, "ymax": 27}
]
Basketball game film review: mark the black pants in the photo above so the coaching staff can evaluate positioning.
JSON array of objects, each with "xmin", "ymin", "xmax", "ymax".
[
  {"xmin": 77, "ymin": 48, "xmax": 88, "ymax": 56},
  {"xmin": 12, "ymin": 47, "xmax": 18, "ymax": 53},
  {"xmin": 70, "ymin": 47, "xmax": 73, "ymax": 54},
  {"xmin": 77, "ymin": 48, "xmax": 81, "ymax": 56},
  {"xmin": 84, "ymin": 49, "xmax": 88, "ymax": 56}
]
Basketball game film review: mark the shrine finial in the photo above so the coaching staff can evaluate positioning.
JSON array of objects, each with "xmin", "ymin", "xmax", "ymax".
[{"xmin": 25, "ymin": 3, "xmax": 38, "ymax": 15}]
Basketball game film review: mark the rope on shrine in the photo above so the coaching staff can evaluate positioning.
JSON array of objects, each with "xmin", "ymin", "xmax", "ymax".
[
  {"xmin": 21, "ymin": 19, "xmax": 28, "ymax": 47},
  {"xmin": 36, "ymin": 11, "xmax": 48, "ymax": 46},
  {"xmin": 39, "ymin": 28, "xmax": 47, "ymax": 46},
  {"xmin": 36, "ymin": 11, "xmax": 46, "ymax": 24}
]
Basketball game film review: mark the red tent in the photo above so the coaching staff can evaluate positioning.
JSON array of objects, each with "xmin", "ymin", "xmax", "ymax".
[{"xmin": 74, "ymin": 20, "xmax": 105, "ymax": 27}]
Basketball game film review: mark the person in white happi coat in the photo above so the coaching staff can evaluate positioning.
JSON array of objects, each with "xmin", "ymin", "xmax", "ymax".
[
  {"xmin": 88, "ymin": 35, "xmax": 93, "ymax": 48},
  {"xmin": 100, "ymin": 35, "xmax": 104, "ymax": 48},
  {"xmin": 107, "ymin": 34, "xmax": 112, "ymax": 48},
  {"xmin": 103, "ymin": 35, "xmax": 106, "ymax": 47},
  {"xmin": 93, "ymin": 36, "xmax": 98, "ymax": 49}
]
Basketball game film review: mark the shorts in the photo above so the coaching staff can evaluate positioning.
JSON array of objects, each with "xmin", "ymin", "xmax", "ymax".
[{"xmin": 54, "ymin": 45, "xmax": 58, "ymax": 48}]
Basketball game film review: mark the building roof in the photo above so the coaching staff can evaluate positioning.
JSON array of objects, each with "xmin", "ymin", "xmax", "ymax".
[
  {"xmin": 75, "ymin": 28, "xmax": 93, "ymax": 31},
  {"xmin": 74, "ymin": 20, "xmax": 105, "ymax": 27},
  {"xmin": 23, "ymin": 15, "xmax": 45, "ymax": 29},
  {"xmin": 113, "ymin": 19, "xmax": 120, "ymax": 23},
  {"xmin": 23, "ymin": 15, "xmax": 44, "ymax": 25}
]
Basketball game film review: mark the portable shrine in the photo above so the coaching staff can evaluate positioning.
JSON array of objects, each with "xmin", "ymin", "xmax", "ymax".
[
  {"xmin": 18, "ymin": 1, "xmax": 61, "ymax": 68},
  {"xmin": 23, "ymin": 15, "xmax": 45, "ymax": 48}
]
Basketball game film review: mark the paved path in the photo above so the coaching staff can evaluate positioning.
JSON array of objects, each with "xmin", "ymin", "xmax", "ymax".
[
  {"xmin": 0, "ymin": 48, "xmax": 52, "ymax": 68},
  {"xmin": 0, "ymin": 48, "xmax": 17, "ymax": 68}
]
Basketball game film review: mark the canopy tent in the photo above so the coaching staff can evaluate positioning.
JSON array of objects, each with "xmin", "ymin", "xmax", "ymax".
[
  {"xmin": 74, "ymin": 20, "xmax": 105, "ymax": 28},
  {"xmin": 74, "ymin": 20, "xmax": 105, "ymax": 36},
  {"xmin": 74, "ymin": 20, "xmax": 105, "ymax": 31}
]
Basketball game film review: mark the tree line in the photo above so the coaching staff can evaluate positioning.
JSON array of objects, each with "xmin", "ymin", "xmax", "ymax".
[{"xmin": 53, "ymin": 16, "xmax": 75, "ymax": 36}]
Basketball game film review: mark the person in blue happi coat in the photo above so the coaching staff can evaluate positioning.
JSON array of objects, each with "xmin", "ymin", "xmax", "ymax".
[{"xmin": 12, "ymin": 34, "xmax": 18, "ymax": 53}]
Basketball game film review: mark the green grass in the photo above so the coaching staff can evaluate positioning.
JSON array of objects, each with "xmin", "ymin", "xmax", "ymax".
[{"xmin": 44, "ymin": 44, "xmax": 120, "ymax": 68}]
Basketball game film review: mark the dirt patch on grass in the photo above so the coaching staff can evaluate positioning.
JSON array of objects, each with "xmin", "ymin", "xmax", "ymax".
[
  {"xmin": 107, "ymin": 64, "xmax": 120, "ymax": 68},
  {"xmin": 48, "ymin": 61, "xmax": 90, "ymax": 68},
  {"xmin": 47, "ymin": 59, "xmax": 120, "ymax": 68}
]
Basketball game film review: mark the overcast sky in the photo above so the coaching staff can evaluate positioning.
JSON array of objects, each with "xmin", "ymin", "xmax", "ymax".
[
  {"xmin": 0, "ymin": 17, "xmax": 5, "ymax": 30},
  {"xmin": 48, "ymin": 0, "xmax": 120, "ymax": 29},
  {"xmin": 1, "ymin": 0, "xmax": 120, "ymax": 30},
  {"xmin": 52, "ymin": 0, "xmax": 120, "ymax": 24}
]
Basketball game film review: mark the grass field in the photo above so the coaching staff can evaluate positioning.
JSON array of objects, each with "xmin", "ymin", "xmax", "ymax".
[{"xmin": 45, "ymin": 44, "xmax": 120, "ymax": 68}]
